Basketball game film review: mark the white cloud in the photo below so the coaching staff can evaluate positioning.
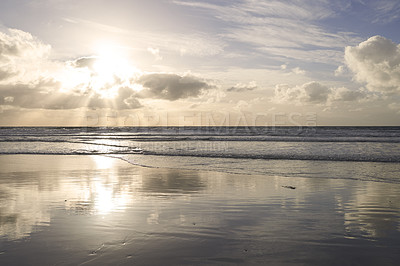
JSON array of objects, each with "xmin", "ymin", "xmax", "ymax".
[
  {"xmin": 291, "ymin": 67, "xmax": 306, "ymax": 75},
  {"xmin": 369, "ymin": 0, "xmax": 400, "ymax": 24},
  {"xmin": 234, "ymin": 100, "xmax": 250, "ymax": 110},
  {"xmin": 274, "ymin": 81, "xmax": 331, "ymax": 104},
  {"xmin": 0, "ymin": 28, "xmax": 51, "ymax": 84},
  {"xmin": 274, "ymin": 81, "xmax": 369, "ymax": 105},
  {"xmin": 334, "ymin": 65, "xmax": 347, "ymax": 76},
  {"xmin": 4, "ymin": 96, "xmax": 14, "ymax": 103},
  {"xmin": 260, "ymin": 47, "xmax": 346, "ymax": 64},
  {"xmin": 227, "ymin": 81, "xmax": 257, "ymax": 92},
  {"xmin": 174, "ymin": 0, "xmax": 336, "ymax": 21},
  {"xmin": 63, "ymin": 17, "xmax": 225, "ymax": 57},
  {"xmin": 0, "ymin": 28, "xmax": 50, "ymax": 59},
  {"xmin": 174, "ymin": 0, "xmax": 361, "ymax": 64},
  {"xmin": 345, "ymin": 36, "xmax": 400, "ymax": 92},
  {"xmin": 147, "ymin": 47, "xmax": 162, "ymax": 61}
]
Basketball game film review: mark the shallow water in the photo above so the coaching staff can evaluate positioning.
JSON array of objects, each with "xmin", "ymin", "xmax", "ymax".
[{"xmin": 1, "ymin": 155, "xmax": 400, "ymax": 265}]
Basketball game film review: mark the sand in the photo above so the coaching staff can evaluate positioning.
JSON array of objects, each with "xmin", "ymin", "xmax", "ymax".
[{"xmin": 1, "ymin": 155, "xmax": 400, "ymax": 265}]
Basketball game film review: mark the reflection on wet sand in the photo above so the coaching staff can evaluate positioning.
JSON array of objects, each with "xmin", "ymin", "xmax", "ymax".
[
  {"xmin": 0, "ymin": 171, "xmax": 52, "ymax": 240},
  {"xmin": 0, "ymin": 155, "xmax": 207, "ymax": 240},
  {"xmin": 141, "ymin": 168, "xmax": 205, "ymax": 195},
  {"xmin": 342, "ymin": 182, "xmax": 400, "ymax": 239},
  {"xmin": 1, "ymin": 155, "xmax": 400, "ymax": 265}
]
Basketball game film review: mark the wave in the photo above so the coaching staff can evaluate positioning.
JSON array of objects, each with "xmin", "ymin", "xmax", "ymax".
[
  {"xmin": 1, "ymin": 149, "xmax": 399, "ymax": 163},
  {"xmin": 1, "ymin": 126, "xmax": 400, "ymax": 163},
  {"xmin": 141, "ymin": 151, "xmax": 400, "ymax": 163},
  {"xmin": 0, "ymin": 149, "xmax": 143, "ymax": 155},
  {"xmin": 1, "ymin": 136, "xmax": 400, "ymax": 143}
]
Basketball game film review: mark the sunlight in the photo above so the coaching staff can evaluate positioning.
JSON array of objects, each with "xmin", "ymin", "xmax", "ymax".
[
  {"xmin": 93, "ymin": 42, "xmax": 139, "ymax": 77},
  {"xmin": 92, "ymin": 155, "xmax": 116, "ymax": 169},
  {"xmin": 91, "ymin": 43, "xmax": 140, "ymax": 98},
  {"xmin": 90, "ymin": 156, "xmax": 131, "ymax": 215},
  {"xmin": 61, "ymin": 41, "xmax": 143, "ymax": 98}
]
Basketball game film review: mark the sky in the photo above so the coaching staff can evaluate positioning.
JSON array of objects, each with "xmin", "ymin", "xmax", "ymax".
[{"xmin": 0, "ymin": 0, "xmax": 400, "ymax": 126}]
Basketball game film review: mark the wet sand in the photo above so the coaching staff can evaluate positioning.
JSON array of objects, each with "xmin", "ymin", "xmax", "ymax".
[{"xmin": 1, "ymin": 155, "xmax": 400, "ymax": 265}]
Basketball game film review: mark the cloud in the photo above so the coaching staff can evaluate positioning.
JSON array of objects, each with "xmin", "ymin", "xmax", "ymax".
[
  {"xmin": 334, "ymin": 65, "xmax": 347, "ymax": 76},
  {"xmin": 0, "ymin": 69, "xmax": 16, "ymax": 81},
  {"xmin": 274, "ymin": 81, "xmax": 331, "ymax": 104},
  {"xmin": 174, "ymin": 0, "xmax": 336, "ymax": 21},
  {"xmin": 147, "ymin": 47, "xmax": 162, "ymax": 61},
  {"xmin": 291, "ymin": 67, "xmax": 306, "ymax": 75},
  {"xmin": 63, "ymin": 17, "xmax": 225, "ymax": 57},
  {"xmin": 227, "ymin": 81, "xmax": 257, "ymax": 92},
  {"xmin": 234, "ymin": 100, "xmax": 250, "ymax": 110},
  {"xmin": 69, "ymin": 56, "xmax": 98, "ymax": 69},
  {"xmin": 0, "ymin": 81, "xmax": 142, "ymax": 110},
  {"xmin": 0, "ymin": 27, "xmax": 216, "ymax": 111},
  {"xmin": 345, "ymin": 35, "xmax": 400, "ymax": 92},
  {"xmin": 0, "ymin": 28, "xmax": 50, "ymax": 59},
  {"xmin": 330, "ymin": 87, "xmax": 368, "ymax": 102},
  {"xmin": 368, "ymin": 0, "xmax": 400, "ymax": 24},
  {"xmin": 0, "ymin": 28, "xmax": 51, "ymax": 83},
  {"xmin": 274, "ymin": 81, "xmax": 369, "ymax": 105},
  {"xmin": 174, "ymin": 0, "xmax": 361, "ymax": 64},
  {"xmin": 389, "ymin": 102, "xmax": 400, "ymax": 113},
  {"xmin": 136, "ymin": 73, "xmax": 214, "ymax": 101}
]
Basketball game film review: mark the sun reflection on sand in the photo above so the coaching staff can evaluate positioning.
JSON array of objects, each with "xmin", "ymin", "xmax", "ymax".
[
  {"xmin": 93, "ymin": 181, "xmax": 132, "ymax": 215},
  {"xmin": 64, "ymin": 156, "xmax": 134, "ymax": 215},
  {"xmin": 0, "ymin": 155, "xmax": 140, "ymax": 239},
  {"xmin": 92, "ymin": 154, "xmax": 116, "ymax": 169}
]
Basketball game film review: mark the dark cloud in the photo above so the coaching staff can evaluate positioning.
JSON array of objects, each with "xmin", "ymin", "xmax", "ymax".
[
  {"xmin": 137, "ymin": 73, "xmax": 213, "ymax": 100},
  {"xmin": 0, "ymin": 81, "xmax": 142, "ymax": 110},
  {"xmin": 69, "ymin": 56, "xmax": 98, "ymax": 70},
  {"xmin": 330, "ymin": 87, "xmax": 368, "ymax": 102},
  {"xmin": 0, "ymin": 69, "xmax": 16, "ymax": 80},
  {"xmin": 302, "ymin": 82, "xmax": 331, "ymax": 103}
]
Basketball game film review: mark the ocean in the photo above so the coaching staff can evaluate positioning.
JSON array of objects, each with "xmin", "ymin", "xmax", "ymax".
[{"xmin": 1, "ymin": 126, "xmax": 400, "ymax": 183}]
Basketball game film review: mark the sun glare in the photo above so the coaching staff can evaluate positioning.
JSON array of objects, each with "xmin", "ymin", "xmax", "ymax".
[
  {"xmin": 94, "ymin": 50, "xmax": 132, "ymax": 78},
  {"xmin": 92, "ymin": 43, "xmax": 141, "ymax": 97},
  {"xmin": 62, "ymin": 41, "xmax": 143, "ymax": 98}
]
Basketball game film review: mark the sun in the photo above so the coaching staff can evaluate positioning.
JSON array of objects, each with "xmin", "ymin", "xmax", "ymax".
[
  {"xmin": 90, "ymin": 43, "xmax": 141, "ymax": 98},
  {"xmin": 62, "ymin": 42, "xmax": 143, "ymax": 98},
  {"xmin": 93, "ymin": 43, "xmax": 134, "ymax": 78}
]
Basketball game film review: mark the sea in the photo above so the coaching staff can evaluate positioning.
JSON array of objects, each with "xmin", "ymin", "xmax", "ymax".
[{"xmin": 1, "ymin": 126, "xmax": 400, "ymax": 183}]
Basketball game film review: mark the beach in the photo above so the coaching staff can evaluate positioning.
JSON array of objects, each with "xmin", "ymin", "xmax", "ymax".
[
  {"xmin": 1, "ymin": 154, "xmax": 400, "ymax": 265},
  {"xmin": 1, "ymin": 0, "xmax": 400, "ymax": 263}
]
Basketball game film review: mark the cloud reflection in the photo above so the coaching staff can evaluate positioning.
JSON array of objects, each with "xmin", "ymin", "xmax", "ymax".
[{"xmin": 342, "ymin": 182, "xmax": 400, "ymax": 239}]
